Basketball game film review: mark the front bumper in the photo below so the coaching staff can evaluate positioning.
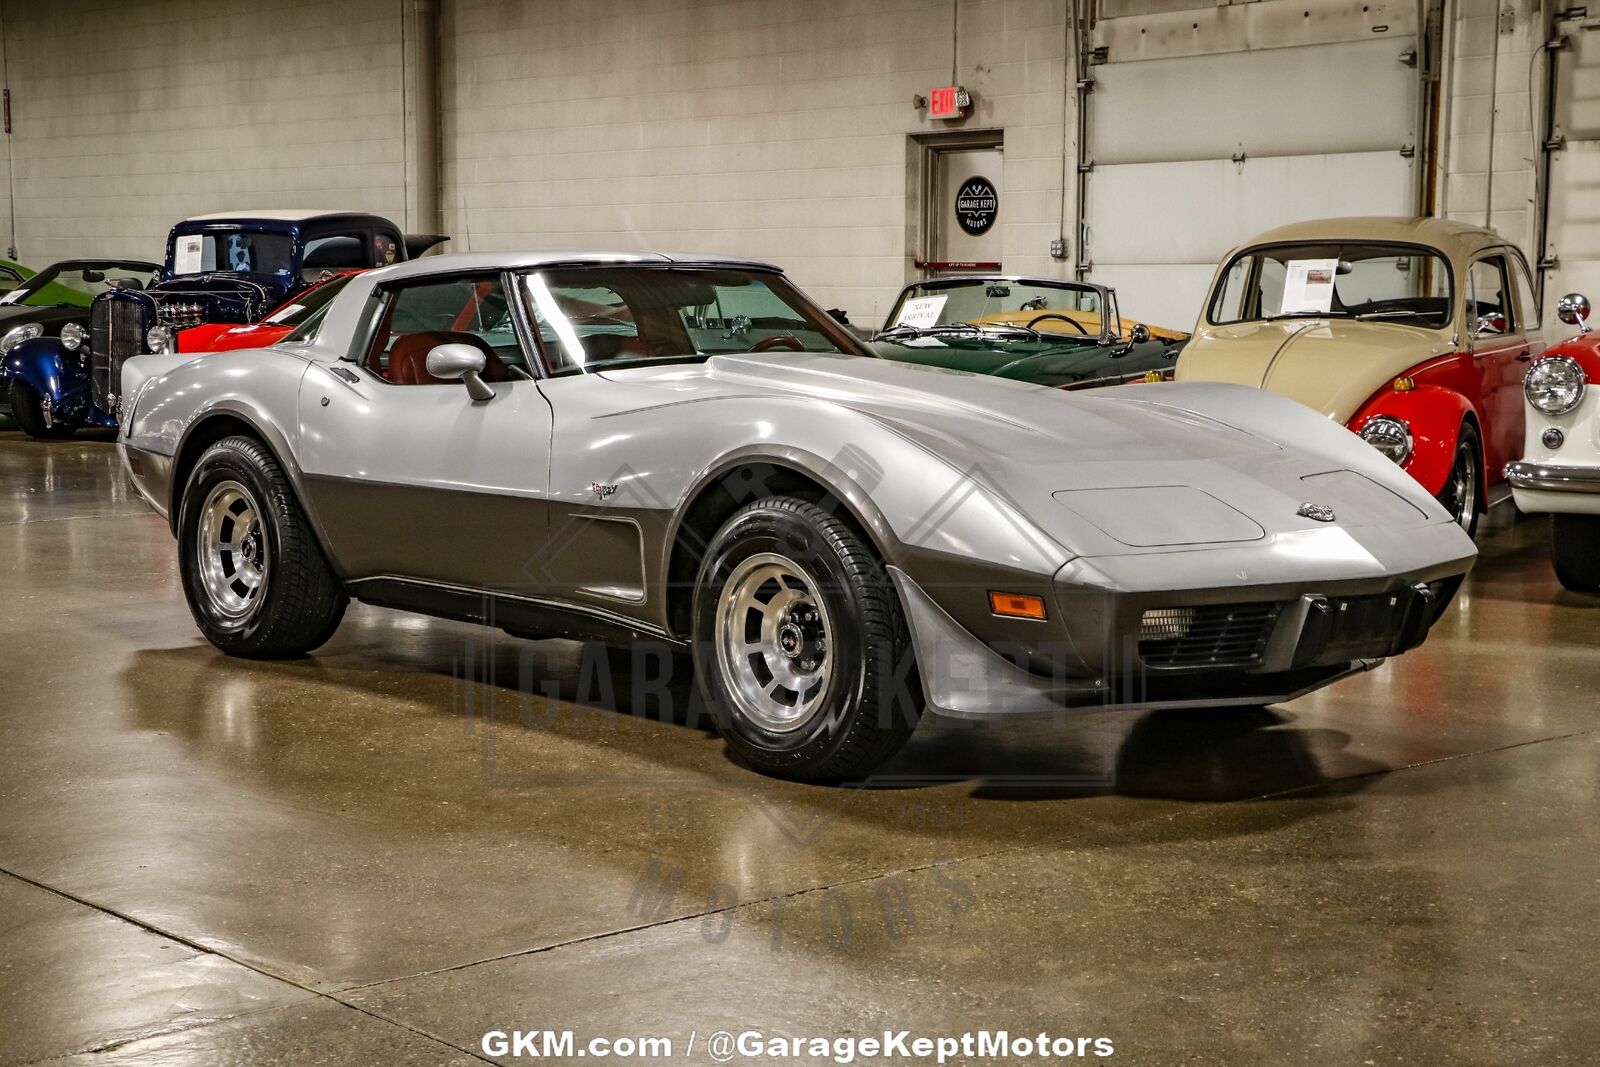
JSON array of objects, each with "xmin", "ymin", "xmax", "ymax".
[
  {"xmin": 1505, "ymin": 460, "xmax": 1600, "ymax": 494},
  {"xmin": 892, "ymin": 558, "xmax": 1467, "ymax": 719}
]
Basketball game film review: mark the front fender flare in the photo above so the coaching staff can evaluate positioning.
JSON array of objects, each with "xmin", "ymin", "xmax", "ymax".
[
  {"xmin": 1349, "ymin": 385, "xmax": 1477, "ymax": 500},
  {"xmin": 1, "ymin": 337, "xmax": 85, "ymax": 403}
]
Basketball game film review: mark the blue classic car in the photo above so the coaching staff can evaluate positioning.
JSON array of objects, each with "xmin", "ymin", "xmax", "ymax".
[
  {"xmin": 0, "ymin": 260, "xmax": 161, "ymax": 436},
  {"xmin": 3, "ymin": 210, "xmax": 440, "ymax": 438}
]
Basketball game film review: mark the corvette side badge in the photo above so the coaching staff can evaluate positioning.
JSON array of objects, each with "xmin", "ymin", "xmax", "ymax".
[{"xmin": 590, "ymin": 482, "xmax": 619, "ymax": 501}]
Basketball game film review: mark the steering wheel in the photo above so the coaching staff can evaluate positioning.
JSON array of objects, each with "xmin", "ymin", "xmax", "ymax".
[
  {"xmin": 1025, "ymin": 313, "xmax": 1090, "ymax": 335},
  {"xmin": 750, "ymin": 335, "xmax": 804, "ymax": 352}
]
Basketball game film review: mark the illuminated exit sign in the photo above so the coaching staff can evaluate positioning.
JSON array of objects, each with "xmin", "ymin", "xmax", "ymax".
[{"xmin": 928, "ymin": 85, "xmax": 971, "ymax": 120}]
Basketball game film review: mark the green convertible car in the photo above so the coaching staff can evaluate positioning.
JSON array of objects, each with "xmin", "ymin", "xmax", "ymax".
[{"xmin": 872, "ymin": 276, "xmax": 1186, "ymax": 390}]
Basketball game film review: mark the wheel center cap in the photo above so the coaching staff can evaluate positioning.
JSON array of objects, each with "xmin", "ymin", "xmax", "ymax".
[
  {"xmin": 776, "ymin": 606, "xmax": 826, "ymax": 670},
  {"xmin": 778, "ymin": 622, "xmax": 804, "ymax": 657}
]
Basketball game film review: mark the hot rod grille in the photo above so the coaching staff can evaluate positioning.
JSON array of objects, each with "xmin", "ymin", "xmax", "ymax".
[
  {"xmin": 90, "ymin": 299, "xmax": 147, "ymax": 412},
  {"xmin": 1138, "ymin": 602, "xmax": 1280, "ymax": 669}
]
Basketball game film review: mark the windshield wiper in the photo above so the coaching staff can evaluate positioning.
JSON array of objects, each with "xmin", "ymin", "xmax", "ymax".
[
  {"xmin": 1355, "ymin": 309, "xmax": 1429, "ymax": 320},
  {"xmin": 1260, "ymin": 311, "xmax": 1352, "ymax": 321}
]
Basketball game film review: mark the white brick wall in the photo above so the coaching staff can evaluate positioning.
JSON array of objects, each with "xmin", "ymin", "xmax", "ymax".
[
  {"xmin": 0, "ymin": 0, "xmax": 1558, "ymax": 321},
  {"xmin": 440, "ymin": 0, "xmax": 1069, "ymax": 324},
  {"xmin": 1439, "ymin": 0, "xmax": 1544, "ymax": 256},
  {"xmin": 0, "ymin": 0, "xmax": 409, "ymax": 266}
]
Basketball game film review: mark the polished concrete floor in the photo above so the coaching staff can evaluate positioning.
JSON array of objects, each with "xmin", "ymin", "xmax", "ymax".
[{"xmin": 1, "ymin": 432, "xmax": 1597, "ymax": 1066}]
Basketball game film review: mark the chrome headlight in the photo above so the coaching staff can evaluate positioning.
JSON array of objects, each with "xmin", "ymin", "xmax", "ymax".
[
  {"xmin": 59, "ymin": 322, "xmax": 89, "ymax": 352},
  {"xmin": 146, "ymin": 325, "xmax": 173, "ymax": 354},
  {"xmin": 1359, "ymin": 415, "xmax": 1414, "ymax": 465},
  {"xmin": 0, "ymin": 322, "xmax": 43, "ymax": 354},
  {"xmin": 1525, "ymin": 356, "xmax": 1587, "ymax": 416}
]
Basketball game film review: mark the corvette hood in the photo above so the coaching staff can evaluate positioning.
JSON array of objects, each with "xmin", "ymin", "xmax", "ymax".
[
  {"xmin": 702, "ymin": 351, "xmax": 1275, "ymax": 466},
  {"xmin": 1178, "ymin": 319, "xmax": 1455, "ymax": 422}
]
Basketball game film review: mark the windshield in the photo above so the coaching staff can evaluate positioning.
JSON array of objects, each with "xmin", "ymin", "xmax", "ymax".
[
  {"xmin": 6, "ymin": 261, "xmax": 160, "ymax": 308},
  {"xmin": 883, "ymin": 280, "xmax": 1110, "ymax": 340},
  {"xmin": 262, "ymin": 273, "xmax": 355, "ymax": 326},
  {"xmin": 1210, "ymin": 242, "xmax": 1454, "ymax": 328},
  {"xmin": 170, "ymin": 229, "xmax": 295, "ymax": 276},
  {"xmin": 520, "ymin": 267, "xmax": 867, "ymax": 374}
]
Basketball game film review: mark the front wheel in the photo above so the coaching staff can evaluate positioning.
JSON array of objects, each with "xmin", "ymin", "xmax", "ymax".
[
  {"xmin": 7, "ymin": 380, "xmax": 76, "ymax": 439},
  {"xmin": 692, "ymin": 496, "xmax": 923, "ymax": 781},
  {"xmin": 1551, "ymin": 514, "xmax": 1600, "ymax": 592},
  {"xmin": 177, "ymin": 435, "xmax": 347, "ymax": 658},
  {"xmin": 1437, "ymin": 423, "xmax": 1481, "ymax": 537}
]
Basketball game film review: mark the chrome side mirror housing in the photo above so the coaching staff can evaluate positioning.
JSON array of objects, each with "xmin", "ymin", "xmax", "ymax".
[
  {"xmin": 426, "ymin": 343, "xmax": 494, "ymax": 401},
  {"xmin": 1469, "ymin": 315, "xmax": 1502, "ymax": 339},
  {"xmin": 1557, "ymin": 292, "xmax": 1592, "ymax": 333},
  {"xmin": 1128, "ymin": 323, "xmax": 1152, "ymax": 345}
]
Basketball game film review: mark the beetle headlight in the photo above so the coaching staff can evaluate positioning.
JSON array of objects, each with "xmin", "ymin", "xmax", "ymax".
[
  {"xmin": 60, "ymin": 322, "xmax": 89, "ymax": 352},
  {"xmin": 1525, "ymin": 356, "xmax": 1587, "ymax": 416},
  {"xmin": 146, "ymin": 325, "xmax": 173, "ymax": 354},
  {"xmin": 1359, "ymin": 415, "xmax": 1414, "ymax": 465},
  {"xmin": 0, "ymin": 322, "xmax": 43, "ymax": 354}
]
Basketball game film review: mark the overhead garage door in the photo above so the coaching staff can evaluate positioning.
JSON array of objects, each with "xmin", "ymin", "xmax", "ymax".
[
  {"xmin": 1084, "ymin": 29, "xmax": 1423, "ymax": 331},
  {"xmin": 1542, "ymin": 16, "xmax": 1600, "ymax": 313}
]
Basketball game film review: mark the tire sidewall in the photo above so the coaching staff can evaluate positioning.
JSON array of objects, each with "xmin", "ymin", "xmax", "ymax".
[
  {"xmin": 1442, "ymin": 423, "xmax": 1481, "ymax": 536},
  {"xmin": 177, "ymin": 441, "xmax": 287, "ymax": 649},
  {"xmin": 692, "ymin": 504, "xmax": 880, "ymax": 771}
]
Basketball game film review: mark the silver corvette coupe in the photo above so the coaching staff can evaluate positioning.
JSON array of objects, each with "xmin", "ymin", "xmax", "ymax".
[{"xmin": 118, "ymin": 252, "xmax": 1478, "ymax": 780}]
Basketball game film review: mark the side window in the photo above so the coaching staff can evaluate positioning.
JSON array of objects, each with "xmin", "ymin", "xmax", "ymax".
[
  {"xmin": 1469, "ymin": 256, "xmax": 1512, "ymax": 335},
  {"xmin": 302, "ymin": 233, "xmax": 367, "ymax": 281},
  {"xmin": 362, "ymin": 275, "xmax": 527, "ymax": 384},
  {"xmin": 1210, "ymin": 258, "xmax": 1249, "ymax": 323},
  {"xmin": 522, "ymin": 277, "xmax": 643, "ymax": 372},
  {"xmin": 0, "ymin": 268, "xmax": 21, "ymax": 296},
  {"xmin": 1513, "ymin": 254, "xmax": 1541, "ymax": 331}
]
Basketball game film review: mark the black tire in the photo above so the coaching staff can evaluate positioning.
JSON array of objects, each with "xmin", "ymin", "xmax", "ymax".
[
  {"xmin": 692, "ymin": 496, "xmax": 923, "ymax": 782},
  {"xmin": 1437, "ymin": 422, "xmax": 1481, "ymax": 538},
  {"xmin": 8, "ymin": 380, "xmax": 76, "ymax": 439},
  {"xmin": 1551, "ymin": 514, "xmax": 1600, "ymax": 593},
  {"xmin": 177, "ymin": 435, "xmax": 347, "ymax": 658}
]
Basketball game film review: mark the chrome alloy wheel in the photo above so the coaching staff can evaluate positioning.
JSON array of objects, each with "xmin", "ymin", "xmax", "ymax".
[
  {"xmin": 714, "ymin": 552, "xmax": 835, "ymax": 733},
  {"xmin": 1444, "ymin": 440, "xmax": 1478, "ymax": 531},
  {"xmin": 196, "ymin": 480, "xmax": 269, "ymax": 620}
]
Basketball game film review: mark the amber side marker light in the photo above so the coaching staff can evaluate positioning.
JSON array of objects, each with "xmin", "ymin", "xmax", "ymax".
[
  {"xmin": 990, "ymin": 592, "xmax": 1047, "ymax": 619},
  {"xmin": 1393, "ymin": 376, "xmax": 1416, "ymax": 392}
]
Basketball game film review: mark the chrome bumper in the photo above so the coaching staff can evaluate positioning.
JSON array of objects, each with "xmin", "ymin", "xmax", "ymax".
[{"xmin": 1505, "ymin": 460, "xmax": 1600, "ymax": 494}]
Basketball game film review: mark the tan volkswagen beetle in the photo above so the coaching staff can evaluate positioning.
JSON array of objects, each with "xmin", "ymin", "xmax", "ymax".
[{"xmin": 1177, "ymin": 217, "xmax": 1542, "ymax": 535}]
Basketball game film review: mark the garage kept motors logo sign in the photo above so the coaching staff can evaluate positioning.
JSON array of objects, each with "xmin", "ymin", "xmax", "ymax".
[{"xmin": 954, "ymin": 176, "xmax": 998, "ymax": 236}]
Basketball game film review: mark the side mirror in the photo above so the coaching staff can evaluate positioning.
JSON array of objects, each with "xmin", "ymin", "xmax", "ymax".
[
  {"xmin": 1128, "ymin": 323, "xmax": 1152, "ymax": 345},
  {"xmin": 426, "ymin": 343, "xmax": 494, "ymax": 401},
  {"xmin": 1469, "ymin": 315, "xmax": 1502, "ymax": 339},
  {"xmin": 1557, "ymin": 292, "xmax": 1591, "ymax": 333},
  {"xmin": 827, "ymin": 307, "xmax": 851, "ymax": 326}
]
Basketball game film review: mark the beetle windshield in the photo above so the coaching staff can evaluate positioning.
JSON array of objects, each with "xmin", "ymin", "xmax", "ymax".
[
  {"xmin": 883, "ymin": 279, "xmax": 1110, "ymax": 340},
  {"xmin": 520, "ymin": 266, "xmax": 869, "ymax": 374},
  {"xmin": 170, "ymin": 229, "xmax": 295, "ymax": 276},
  {"xmin": 5, "ymin": 261, "xmax": 160, "ymax": 308},
  {"xmin": 1210, "ymin": 242, "xmax": 1453, "ymax": 328}
]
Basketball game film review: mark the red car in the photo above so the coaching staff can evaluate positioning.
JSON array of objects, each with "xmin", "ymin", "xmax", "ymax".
[{"xmin": 174, "ymin": 271, "xmax": 360, "ymax": 353}]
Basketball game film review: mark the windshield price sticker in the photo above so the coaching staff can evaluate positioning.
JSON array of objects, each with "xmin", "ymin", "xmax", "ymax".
[
  {"xmin": 1280, "ymin": 258, "xmax": 1339, "ymax": 314},
  {"xmin": 896, "ymin": 296, "xmax": 947, "ymax": 328},
  {"xmin": 173, "ymin": 235, "xmax": 204, "ymax": 275}
]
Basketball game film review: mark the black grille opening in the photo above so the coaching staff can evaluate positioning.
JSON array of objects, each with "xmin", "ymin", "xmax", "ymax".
[{"xmin": 1138, "ymin": 602, "xmax": 1280, "ymax": 669}]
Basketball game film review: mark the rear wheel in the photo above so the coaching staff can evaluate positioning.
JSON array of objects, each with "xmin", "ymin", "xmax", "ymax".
[
  {"xmin": 177, "ymin": 435, "xmax": 347, "ymax": 658},
  {"xmin": 1437, "ymin": 423, "xmax": 1481, "ymax": 537},
  {"xmin": 692, "ymin": 496, "xmax": 923, "ymax": 781},
  {"xmin": 1551, "ymin": 514, "xmax": 1600, "ymax": 592},
  {"xmin": 8, "ymin": 380, "xmax": 76, "ymax": 439}
]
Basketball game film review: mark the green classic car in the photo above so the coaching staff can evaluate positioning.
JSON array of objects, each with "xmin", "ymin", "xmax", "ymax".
[{"xmin": 872, "ymin": 276, "xmax": 1186, "ymax": 390}]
